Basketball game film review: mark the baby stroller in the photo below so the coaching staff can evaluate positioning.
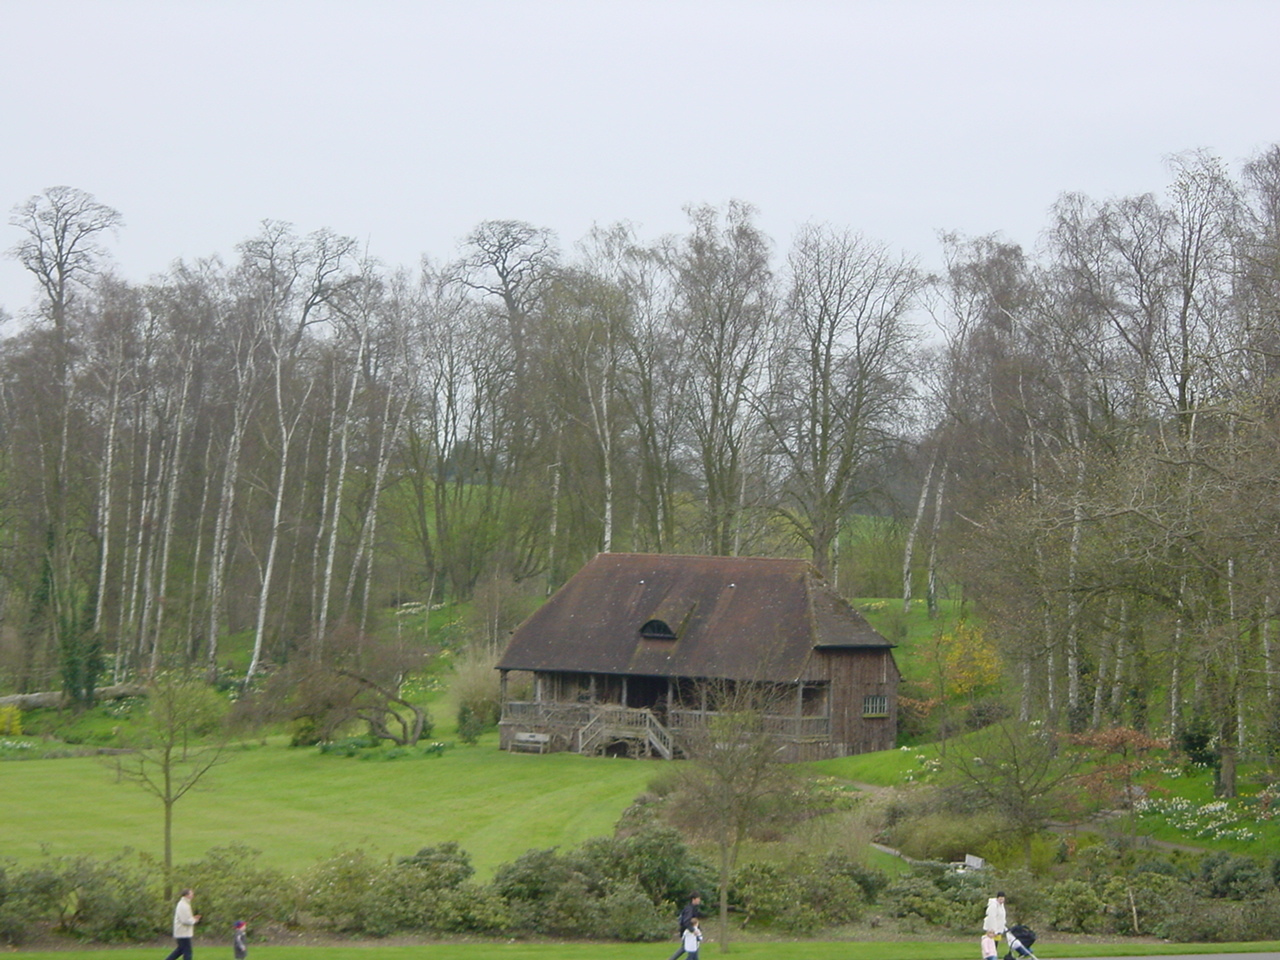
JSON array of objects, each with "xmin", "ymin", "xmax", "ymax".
[{"xmin": 1003, "ymin": 923, "xmax": 1038, "ymax": 960}]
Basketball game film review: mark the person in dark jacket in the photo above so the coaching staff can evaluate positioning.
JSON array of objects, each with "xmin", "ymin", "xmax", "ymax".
[{"xmin": 666, "ymin": 893, "xmax": 703, "ymax": 960}]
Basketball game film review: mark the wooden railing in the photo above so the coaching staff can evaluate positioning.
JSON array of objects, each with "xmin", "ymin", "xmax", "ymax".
[
  {"xmin": 577, "ymin": 712, "xmax": 604, "ymax": 754},
  {"xmin": 503, "ymin": 701, "xmax": 593, "ymax": 726},
  {"xmin": 587, "ymin": 705, "xmax": 674, "ymax": 760},
  {"xmin": 503, "ymin": 700, "xmax": 829, "ymax": 753},
  {"xmin": 667, "ymin": 709, "xmax": 830, "ymax": 741}
]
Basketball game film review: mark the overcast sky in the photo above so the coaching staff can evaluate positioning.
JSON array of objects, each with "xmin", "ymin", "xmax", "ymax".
[{"xmin": 2, "ymin": 0, "xmax": 1277, "ymax": 317}]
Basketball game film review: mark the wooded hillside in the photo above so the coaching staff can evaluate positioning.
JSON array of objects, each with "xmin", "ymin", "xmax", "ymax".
[{"xmin": 4, "ymin": 145, "xmax": 1280, "ymax": 771}]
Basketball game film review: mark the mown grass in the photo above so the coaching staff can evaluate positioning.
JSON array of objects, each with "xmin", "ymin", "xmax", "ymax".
[
  {"xmin": 1, "ymin": 731, "xmax": 658, "ymax": 877},
  {"xmin": 10, "ymin": 939, "xmax": 1280, "ymax": 960}
]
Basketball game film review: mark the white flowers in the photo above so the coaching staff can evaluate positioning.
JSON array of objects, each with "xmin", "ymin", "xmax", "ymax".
[{"xmin": 1135, "ymin": 796, "xmax": 1257, "ymax": 840}]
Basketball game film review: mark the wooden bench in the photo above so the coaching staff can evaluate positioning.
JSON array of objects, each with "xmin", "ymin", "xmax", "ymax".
[{"xmin": 512, "ymin": 732, "xmax": 551, "ymax": 754}]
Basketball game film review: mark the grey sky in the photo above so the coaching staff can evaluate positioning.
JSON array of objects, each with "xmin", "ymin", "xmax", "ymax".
[{"xmin": 2, "ymin": 0, "xmax": 1277, "ymax": 316}]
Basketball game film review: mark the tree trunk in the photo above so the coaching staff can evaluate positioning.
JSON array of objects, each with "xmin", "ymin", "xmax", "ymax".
[
  {"xmin": 903, "ymin": 449, "xmax": 937, "ymax": 614},
  {"xmin": 926, "ymin": 463, "xmax": 947, "ymax": 619}
]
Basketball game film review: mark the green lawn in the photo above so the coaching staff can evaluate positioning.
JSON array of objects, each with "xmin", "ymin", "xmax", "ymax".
[
  {"xmin": 2, "ymin": 732, "xmax": 658, "ymax": 876},
  {"xmin": 10, "ymin": 939, "xmax": 1280, "ymax": 960}
]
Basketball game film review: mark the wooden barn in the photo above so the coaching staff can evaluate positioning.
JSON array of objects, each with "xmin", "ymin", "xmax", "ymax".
[{"xmin": 496, "ymin": 553, "xmax": 899, "ymax": 761}]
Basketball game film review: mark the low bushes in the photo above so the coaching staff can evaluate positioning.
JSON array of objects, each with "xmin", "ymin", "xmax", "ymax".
[
  {"xmin": 732, "ymin": 854, "xmax": 876, "ymax": 933},
  {"xmin": 10, "ymin": 829, "xmax": 1280, "ymax": 946}
]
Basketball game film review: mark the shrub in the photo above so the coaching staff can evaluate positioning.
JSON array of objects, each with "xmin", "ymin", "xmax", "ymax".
[
  {"xmin": 1154, "ymin": 895, "xmax": 1243, "ymax": 942},
  {"xmin": 491, "ymin": 847, "xmax": 592, "ymax": 934},
  {"xmin": 1044, "ymin": 878, "xmax": 1105, "ymax": 932},
  {"xmin": 820, "ymin": 852, "xmax": 889, "ymax": 904},
  {"xmin": 359, "ymin": 863, "xmax": 434, "ymax": 936},
  {"xmin": 456, "ymin": 703, "xmax": 486, "ymax": 744},
  {"xmin": 452, "ymin": 649, "xmax": 502, "ymax": 738},
  {"xmin": 487, "ymin": 833, "xmax": 706, "ymax": 942},
  {"xmin": 12, "ymin": 854, "xmax": 154, "ymax": 942},
  {"xmin": 1198, "ymin": 852, "xmax": 1273, "ymax": 900},
  {"xmin": 1099, "ymin": 872, "xmax": 1191, "ymax": 936},
  {"xmin": 175, "ymin": 844, "xmax": 295, "ymax": 928},
  {"xmin": 0, "ymin": 863, "xmax": 31, "ymax": 946},
  {"xmin": 733, "ymin": 861, "xmax": 825, "ymax": 933},
  {"xmin": 0, "ymin": 705, "xmax": 21, "ymax": 735},
  {"xmin": 965, "ymin": 697, "xmax": 1011, "ymax": 731},
  {"xmin": 887, "ymin": 811, "xmax": 1002, "ymax": 862},
  {"xmin": 397, "ymin": 841, "xmax": 474, "ymax": 888},
  {"xmin": 882, "ymin": 874, "xmax": 959, "ymax": 928},
  {"xmin": 576, "ymin": 827, "xmax": 715, "ymax": 907},
  {"xmin": 881, "ymin": 864, "xmax": 1034, "ymax": 934},
  {"xmin": 303, "ymin": 848, "xmax": 383, "ymax": 932},
  {"xmin": 588, "ymin": 883, "xmax": 669, "ymax": 941},
  {"xmin": 974, "ymin": 833, "xmax": 1060, "ymax": 875},
  {"xmin": 731, "ymin": 853, "xmax": 874, "ymax": 934},
  {"xmin": 420, "ymin": 883, "xmax": 515, "ymax": 934}
]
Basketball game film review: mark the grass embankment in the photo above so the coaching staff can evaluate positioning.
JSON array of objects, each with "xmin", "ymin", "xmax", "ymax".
[{"xmin": 1, "ymin": 732, "xmax": 656, "ymax": 876}]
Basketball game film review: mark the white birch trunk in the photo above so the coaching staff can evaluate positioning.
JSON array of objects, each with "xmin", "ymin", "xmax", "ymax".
[
  {"xmin": 92, "ymin": 364, "xmax": 123, "ymax": 635},
  {"xmin": 317, "ymin": 335, "xmax": 365, "ymax": 645},
  {"xmin": 245, "ymin": 370, "xmax": 314, "ymax": 685},
  {"xmin": 902, "ymin": 450, "xmax": 937, "ymax": 614},
  {"xmin": 186, "ymin": 434, "xmax": 215, "ymax": 662},
  {"xmin": 926, "ymin": 463, "xmax": 947, "ymax": 619},
  {"xmin": 149, "ymin": 357, "xmax": 195, "ymax": 663}
]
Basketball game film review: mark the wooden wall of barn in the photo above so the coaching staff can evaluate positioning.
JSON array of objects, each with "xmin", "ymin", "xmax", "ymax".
[{"xmin": 818, "ymin": 649, "xmax": 898, "ymax": 754}]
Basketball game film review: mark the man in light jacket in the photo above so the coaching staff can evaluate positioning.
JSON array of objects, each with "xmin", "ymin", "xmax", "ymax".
[{"xmin": 163, "ymin": 888, "xmax": 201, "ymax": 960}]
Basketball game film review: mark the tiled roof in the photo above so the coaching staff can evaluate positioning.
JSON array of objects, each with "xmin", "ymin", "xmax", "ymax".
[{"xmin": 496, "ymin": 553, "xmax": 891, "ymax": 682}]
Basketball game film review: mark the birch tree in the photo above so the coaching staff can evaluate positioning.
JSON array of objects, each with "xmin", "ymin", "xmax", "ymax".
[
  {"xmin": 762, "ymin": 225, "xmax": 921, "ymax": 577},
  {"xmin": 669, "ymin": 201, "xmax": 774, "ymax": 555},
  {"xmin": 8, "ymin": 187, "xmax": 121, "ymax": 701},
  {"xmin": 239, "ymin": 224, "xmax": 357, "ymax": 684}
]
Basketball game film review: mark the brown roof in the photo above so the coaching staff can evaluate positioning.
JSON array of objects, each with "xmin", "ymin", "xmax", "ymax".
[{"xmin": 496, "ymin": 553, "xmax": 893, "ymax": 683}]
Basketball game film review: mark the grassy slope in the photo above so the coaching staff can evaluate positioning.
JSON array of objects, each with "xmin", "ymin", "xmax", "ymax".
[{"xmin": 2, "ymin": 732, "xmax": 656, "ymax": 877}]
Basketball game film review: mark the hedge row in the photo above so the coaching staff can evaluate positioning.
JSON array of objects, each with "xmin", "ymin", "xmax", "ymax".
[{"xmin": 8, "ymin": 833, "xmax": 1280, "ymax": 946}]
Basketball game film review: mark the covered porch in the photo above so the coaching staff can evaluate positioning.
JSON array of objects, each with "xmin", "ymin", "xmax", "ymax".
[{"xmin": 498, "ymin": 670, "xmax": 834, "ymax": 760}]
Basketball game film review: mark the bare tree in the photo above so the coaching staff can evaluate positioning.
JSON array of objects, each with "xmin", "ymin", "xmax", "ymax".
[
  {"xmin": 763, "ymin": 224, "xmax": 921, "ymax": 576},
  {"xmin": 668, "ymin": 680, "xmax": 810, "ymax": 952},
  {"xmin": 939, "ymin": 718, "xmax": 1084, "ymax": 865},
  {"xmin": 115, "ymin": 674, "xmax": 229, "ymax": 899},
  {"xmin": 8, "ymin": 187, "xmax": 122, "ymax": 701},
  {"xmin": 669, "ymin": 201, "xmax": 775, "ymax": 555},
  {"xmin": 238, "ymin": 224, "xmax": 357, "ymax": 683}
]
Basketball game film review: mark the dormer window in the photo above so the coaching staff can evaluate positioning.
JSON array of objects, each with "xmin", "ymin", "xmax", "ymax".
[{"xmin": 640, "ymin": 619, "xmax": 678, "ymax": 640}]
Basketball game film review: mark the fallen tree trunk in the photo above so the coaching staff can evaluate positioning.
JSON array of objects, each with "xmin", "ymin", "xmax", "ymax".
[{"xmin": 0, "ymin": 683, "xmax": 146, "ymax": 710}]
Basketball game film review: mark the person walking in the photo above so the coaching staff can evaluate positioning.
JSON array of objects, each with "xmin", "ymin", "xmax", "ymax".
[
  {"xmin": 232, "ymin": 920, "xmax": 247, "ymax": 960},
  {"xmin": 983, "ymin": 892, "xmax": 1006, "ymax": 935},
  {"xmin": 982, "ymin": 929, "xmax": 999, "ymax": 960},
  {"xmin": 163, "ymin": 889, "xmax": 201, "ymax": 960},
  {"xmin": 681, "ymin": 916, "xmax": 703, "ymax": 960},
  {"xmin": 666, "ymin": 893, "xmax": 703, "ymax": 960}
]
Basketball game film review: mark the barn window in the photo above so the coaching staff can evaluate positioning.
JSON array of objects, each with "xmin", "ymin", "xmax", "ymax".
[
  {"xmin": 862, "ymin": 695, "xmax": 888, "ymax": 718},
  {"xmin": 640, "ymin": 619, "xmax": 678, "ymax": 639}
]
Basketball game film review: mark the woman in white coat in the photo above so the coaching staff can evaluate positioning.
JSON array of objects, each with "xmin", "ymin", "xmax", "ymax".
[{"xmin": 983, "ymin": 892, "xmax": 1006, "ymax": 935}]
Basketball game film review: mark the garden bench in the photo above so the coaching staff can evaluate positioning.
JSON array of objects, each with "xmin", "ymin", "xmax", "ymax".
[{"xmin": 512, "ymin": 731, "xmax": 551, "ymax": 753}]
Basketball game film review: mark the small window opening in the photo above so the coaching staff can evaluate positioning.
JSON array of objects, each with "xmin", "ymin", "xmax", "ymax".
[
  {"xmin": 862, "ymin": 695, "xmax": 888, "ymax": 718},
  {"xmin": 640, "ymin": 619, "xmax": 678, "ymax": 640}
]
